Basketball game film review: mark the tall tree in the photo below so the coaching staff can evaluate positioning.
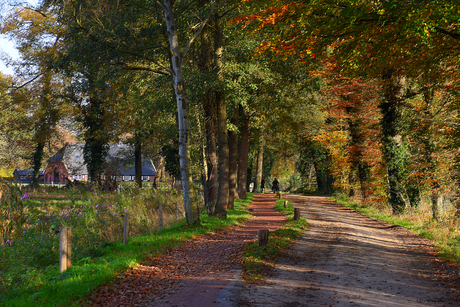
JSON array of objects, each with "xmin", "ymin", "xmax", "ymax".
[
  {"xmin": 213, "ymin": 2, "xmax": 229, "ymax": 218},
  {"xmin": 227, "ymin": 103, "xmax": 239, "ymax": 208},
  {"xmin": 40, "ymin": 0, "xmax": 220, "ymax": 224}
]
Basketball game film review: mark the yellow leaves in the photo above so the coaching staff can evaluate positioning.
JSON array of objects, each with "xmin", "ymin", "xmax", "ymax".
[{"xmin": 424, "ymin": 27, "xmax": 431, "ymax": 37}]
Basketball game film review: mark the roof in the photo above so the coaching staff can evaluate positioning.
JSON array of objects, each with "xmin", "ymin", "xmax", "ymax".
[
  {"xmin": 106, "ymin": 144, "xmax": 157, "ymax": 176},
  {"xmin": 49, "ymin": 143, "xmax": 88, "ymax": 175},
  {"xmin": 48, "ymin": 143, "xmax": 156, "ymax": 176},
  {"xmin": 14, "ymin": 169, "xmax": 45, "ymax": 176}
]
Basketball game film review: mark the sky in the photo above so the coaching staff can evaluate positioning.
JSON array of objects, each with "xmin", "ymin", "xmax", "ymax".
[
  {"xmin": 0, "ymin": 0, "xmax": 39, "ymax": 76},
  {"xmin": 0, "ymin": 35, "xmax": 19, "ymax": 76}
]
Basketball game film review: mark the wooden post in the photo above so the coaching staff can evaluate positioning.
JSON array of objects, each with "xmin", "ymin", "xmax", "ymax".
[
  {"xmin": 175, "ymin": 202, "xmax": 178, "ymax": 220},
  {"xmin": 158, "ymin": 203, "xmax": 163, "ymax": 232},
  {"xmin": 258, "ymin": 229, "xmax": 269, "ymax": 247},
  {"xmin": 294, "ymin": 208, "xmax": 301, "ymax": 220},
  {"xmin": 284, "ymin": 200, "xmax": 288, "ymax": 208},
  {"xmin": 66, "ymin": 228, "xmax": 71, "ymax": 269},
  {"xmin": 60, "ymin": 227, "xmax": 71, "ymax": 272},
  {"xmin": 123, "ymin": 212, "xmax": 129, "ymax": 245}
]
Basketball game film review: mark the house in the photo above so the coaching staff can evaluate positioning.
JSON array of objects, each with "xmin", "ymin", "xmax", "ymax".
[
  {"xmin": 14, "ymin": 169, "xmax": 45, "ymax": 184},
  {"xmin": 44, "ymin": 143, "xmax": 157, "ymax": 185}
]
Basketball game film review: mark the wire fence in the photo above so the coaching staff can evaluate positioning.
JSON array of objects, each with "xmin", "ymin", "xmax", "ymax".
[{"xmin": 0, "ymin": 181, "xmax": 187, "ymax": 297}]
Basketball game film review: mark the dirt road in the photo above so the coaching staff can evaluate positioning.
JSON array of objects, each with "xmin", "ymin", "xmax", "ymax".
[{"xmin": 239, "ymin": 195, "xmax": 460, "ymax": 307}]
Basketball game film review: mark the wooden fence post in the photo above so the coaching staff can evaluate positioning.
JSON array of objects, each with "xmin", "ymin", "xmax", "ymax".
[
  {"xmin": 123, "ymin": 212, "xmax": 129, "ymax": 246},
  {"xmin": 284, "ymin": 200, "xmax": 288, "ymax": 208},
  {"xmin": 258, "ymin": 229, "xmax": 269, "ymax": 247},
  {"xmin": 175, "ymin": 202, "xmax": 178, "ymax": 220},
  {"xmin": 158, "ymin": 203, "xmax": 163, "ymax": 232},
  {"xmin": 294, "ymin": 208, "xmax": 301, "ymax": 221},
  {"xmin": 60, "ymin": 227, "xmax": 71, "ymax": 272}
]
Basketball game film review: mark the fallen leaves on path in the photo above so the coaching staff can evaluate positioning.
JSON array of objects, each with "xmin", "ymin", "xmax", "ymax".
[{"xmin": 86, "ymin": 194, "xmax": 286, "ymax": 307}]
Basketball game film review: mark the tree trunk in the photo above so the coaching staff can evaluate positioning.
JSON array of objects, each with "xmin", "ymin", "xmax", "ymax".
[
  {"xmin": 199, "ymin": 18, "xmax": 218, "ymax": 212},
  {"xmin": 344, "ymin": 98, "xmax": 369, "ymax": 199},
  {"xmin": 201, "ymin": 133, "xmax": 210, "ymax": 210},
  {"xmin": 195, "ymin": 112, "xmax": 211, "ymax": 212},
  {"xmin": 380, "ymin": 69, "xmax": 406, "ymax": 213},
  {"xmin": 164, "ymin": 0, "xmax": 200, "ymax": 225},
  {"xmin": 238, "ymin": 108, "xmax": 250, "ymax": 199},
  {"xmin": 213, "ymin": 8, "xmax": 229, "ymax": 219},
  {"xmin": 153, "ymin": 155, "xmax": 164, "ymax": 188},
  {"xmin": 228, "ymin": 105, "xmax": 239, "ymax": 209},
  {"xmin": 31, "ymin": 141, "xmax": 45, "ymax": 187},
  {"xmin": 422, "ymin": 86, "xmax": 439, "ymax": 220},
  {"xmin": 204, "ymin": 98, "xmax": 218, "ymax": 211},
  {"xmin": 135, "ymin": 138, "xmax": 142, "ymax": 188},
  {"xmin": 314, "ymin": 162, "xmax": 325, "ymax": 193},
  {"xmin": 255, "ymin": 131, "xmax": 264, "ymax": 192}
]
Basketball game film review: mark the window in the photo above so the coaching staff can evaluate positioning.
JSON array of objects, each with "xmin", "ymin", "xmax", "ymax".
[
  {"xmin": 142, "ymin": 176, "xmax": 150, "ymax": 182},
  {"xmin": 123, "ymin": 176, "xmax": 131, "ymax": 182}
]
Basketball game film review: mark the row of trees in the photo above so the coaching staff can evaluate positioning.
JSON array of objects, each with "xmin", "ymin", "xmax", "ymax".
[
  {"xmin": 3, "ymin": 0, "xmax": 460, "ymax": 222},
  {"xmin": 0, "ymin": 0, "xmax": 315, "ymax": 224},
  {"xmin": 238, "ymin": 0, "xmax": 460, "ymax": 217}
]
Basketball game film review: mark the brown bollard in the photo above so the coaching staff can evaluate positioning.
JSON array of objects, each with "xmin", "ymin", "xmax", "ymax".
[
  {"xmin": 258, "ymin": 229, "xmax": 269, "ymax": 247},
  {"xmin": 293, "ymin": 208, "xmax": 301, "ymax": 220}
]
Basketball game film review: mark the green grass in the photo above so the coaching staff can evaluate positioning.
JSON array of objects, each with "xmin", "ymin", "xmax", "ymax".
[
  {"xmin": 1, "ymin": 195, "xmax": 253, "ymax": 307},
  {"xmin": 242, "ymin": 198, "xmax": 308, "ymax": 283}
]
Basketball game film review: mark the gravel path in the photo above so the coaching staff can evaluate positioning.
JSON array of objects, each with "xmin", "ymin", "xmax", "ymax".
[{"xmin": 239, "ymin": 195, "xmax": 460, "ymax": 307}]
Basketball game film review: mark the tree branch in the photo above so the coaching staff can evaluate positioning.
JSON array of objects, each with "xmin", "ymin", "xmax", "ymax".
[
  {"xmin": 72, "ymin": 13, "xmax": 170, "ymax": 72},
  {"xmin": 182, "ymin": 0, "xmax": 216, "ymax": 58},
  {"xmin": 110, "ymin": 61, "xmax": 170, "ymax": 75},
  {"xmin": 219, "ymin": 5, "xmax": 239, "ymax": 18},
  {"xmin": 434, "ymin": 26, "xmax": 460, "ymax": 40},
  {"xmin": 9, "ymin": 73, "xmax": 44, "ymax": 90}
]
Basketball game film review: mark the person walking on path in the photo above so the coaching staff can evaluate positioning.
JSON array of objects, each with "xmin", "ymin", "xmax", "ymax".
[{"xmin": 272, "ymin": 178, "xmax": 279, "ymax": 193}]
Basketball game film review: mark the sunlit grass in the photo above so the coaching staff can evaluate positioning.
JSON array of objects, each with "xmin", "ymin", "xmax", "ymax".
[{"xmin": 1, "ymin": 193, "xmax": 253, "ymax": 307}]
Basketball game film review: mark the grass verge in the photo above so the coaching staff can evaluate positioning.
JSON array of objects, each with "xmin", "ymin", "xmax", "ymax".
[
  {"xmin": 242, "ymin": 198, "xmax": 308, "ymax": 283},
  {"xmin": 1, "ymin": 195, "xmax": 253, "ymax": 307}
]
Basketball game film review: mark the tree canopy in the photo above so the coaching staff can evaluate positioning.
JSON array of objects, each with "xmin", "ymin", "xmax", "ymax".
[{"xmin": 1, "ymin": 0, "xmax": 460, "ymax": 220}]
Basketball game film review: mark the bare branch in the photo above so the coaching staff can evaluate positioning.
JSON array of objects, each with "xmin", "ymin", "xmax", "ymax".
[
  {"xmin": 156, "ymin": 0, "xmax": 165, "ymax": 11},
  {"xmin": 434, "ymin": 26, "xmax": 460, "ymax": 40},
  {"xmin": 110, "ymin": 61, "xmax": 170, "ymax": 75},
  {"xmin": 182, "ymin": 0, "xmax": 216, "ymax": 58},
  {"xmin": 218, "ymin": 5, "xmax": 239, "ymax": 18},
  {"xmin": 8, "ymin": 73, "xmax": 44, "ymax": 90}
]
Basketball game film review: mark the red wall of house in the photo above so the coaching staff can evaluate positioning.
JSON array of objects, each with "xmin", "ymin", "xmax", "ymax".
[{"xmin": 44, "ymin": 162, "xmax": 70, "ymax": 185}]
